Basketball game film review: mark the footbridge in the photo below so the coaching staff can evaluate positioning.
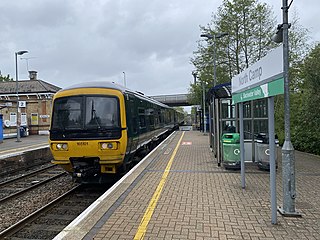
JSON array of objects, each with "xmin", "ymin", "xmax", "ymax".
[{"xmin": 150, "ymin": 93, "xmax": 190, "ymax": 106}]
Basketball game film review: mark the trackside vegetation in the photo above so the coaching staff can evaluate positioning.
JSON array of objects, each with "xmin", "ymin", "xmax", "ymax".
[{"xmin": 190, "ymin": 0, "xmax": 319, "ymax": 155}]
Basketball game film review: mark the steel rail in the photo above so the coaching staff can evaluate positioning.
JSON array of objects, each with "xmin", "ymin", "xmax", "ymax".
[
  {"xmin": 0, "ymin": 161, "xmax": 51, "ymax": 178},
  {"xmin": 0, "ymin": 172, "xmax": 67, "ymax": 204},
  {"xmin": 0, "ymin": 164, "xmax": 57, "ymax": 187},
  {"xmin": 0, "ymin": 185, "xmax": 82, "ymax": 239}
]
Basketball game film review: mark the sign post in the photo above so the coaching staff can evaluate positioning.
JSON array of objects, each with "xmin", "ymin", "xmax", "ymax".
[{"xmin": 231, "ymin": 46, "xmax": 284, "ymax": 224}]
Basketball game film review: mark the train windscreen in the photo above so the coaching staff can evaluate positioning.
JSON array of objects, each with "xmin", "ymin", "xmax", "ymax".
[{"xmin": 50, "ymin": 95, "xmax": 121, "ymax": 139}]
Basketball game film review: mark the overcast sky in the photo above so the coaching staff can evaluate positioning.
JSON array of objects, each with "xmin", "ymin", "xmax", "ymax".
[{"xmin": 1, "ymin": 0, "xmax": 319, "ymax": 96}]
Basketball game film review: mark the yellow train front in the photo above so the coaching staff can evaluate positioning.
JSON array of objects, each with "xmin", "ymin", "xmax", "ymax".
[{"xmin": 49, "ymin": 81, "xmax": 182, "ymax": 183}]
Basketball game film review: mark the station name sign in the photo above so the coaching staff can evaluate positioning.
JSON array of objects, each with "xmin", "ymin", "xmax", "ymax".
[
  {"xmin": 232, "ymin": 46, "xmax": 283, "ymax": 94},
  {"xmin": 232, "ymin": 78, "xmax": 284, "ymax": 103},
  {"xmin": 232, "ymin": 46, "xmax": 284, "ymax": 103}
]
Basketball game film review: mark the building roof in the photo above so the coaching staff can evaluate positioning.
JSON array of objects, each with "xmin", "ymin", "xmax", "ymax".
[{"xmin": 0, "ymin": 80, "xmax": 61, "ymax": 94}]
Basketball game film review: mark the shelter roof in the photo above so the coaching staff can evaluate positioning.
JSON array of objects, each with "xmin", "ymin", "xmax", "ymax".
[{"xmin": 208, "ymin": 82, "xmax": 232, "ymax": 99}]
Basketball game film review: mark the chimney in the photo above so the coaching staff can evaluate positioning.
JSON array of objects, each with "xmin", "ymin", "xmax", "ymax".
[{"xmin": 29, "ymin": 70, "xmax": 37, "ymax": 80}]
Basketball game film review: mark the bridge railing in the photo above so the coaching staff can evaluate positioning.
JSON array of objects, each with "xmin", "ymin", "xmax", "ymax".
[{"xmin": 150, "ymin": 94, "xmax": 189, "ymax": 106}]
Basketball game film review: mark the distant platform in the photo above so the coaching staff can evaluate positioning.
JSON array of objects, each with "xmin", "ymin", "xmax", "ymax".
[{"xmin": 179, "ymin": 125, "xmax": 192, "ymax": 131}]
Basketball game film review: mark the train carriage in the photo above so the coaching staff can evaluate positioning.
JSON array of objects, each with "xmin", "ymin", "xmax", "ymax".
[{"xmin": 49, "ymin": 81, "xmax": 183, "ymax": 183}]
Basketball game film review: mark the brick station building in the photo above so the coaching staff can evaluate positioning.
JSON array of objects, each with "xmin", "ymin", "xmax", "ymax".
[{"xmin": 0, "ymin": 71, "xmax": 61, "ymax": 138}]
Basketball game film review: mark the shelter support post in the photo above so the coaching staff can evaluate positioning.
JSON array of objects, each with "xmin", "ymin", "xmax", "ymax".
[
  {"xmin": 215, "ymin": 98, "xmax": 221, "ymax": 166},
  {"xmin": 239, "ymin": 102, "xmax": 245, "ymax": 189},
  {"xmin": 268, "ymin": 97, "xmax": 277, "ymax": 224}
]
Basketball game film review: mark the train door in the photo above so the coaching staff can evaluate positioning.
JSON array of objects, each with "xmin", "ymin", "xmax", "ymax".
[{"xmin": 125, "ymin": 93, "xmax": 139, "ymax": 154}]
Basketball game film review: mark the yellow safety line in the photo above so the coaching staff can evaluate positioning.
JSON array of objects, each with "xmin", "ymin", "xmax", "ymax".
[
  {"xmin": 0, "ymin": 143, "xmax": 48, "ymax": 154},
  {"xmin": 134, "ymin": 132, "xmax": 185, "ymax": 240}
]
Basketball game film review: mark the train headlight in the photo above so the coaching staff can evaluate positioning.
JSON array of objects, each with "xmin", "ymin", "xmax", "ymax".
[
  {"xmin": 101, "ymin": 143, "xmax": 108, "ymax": 149},
  {"xmin": 55, "ymin": 143, "xmax": 68, "ymax": 151},
  {"xmin": 100, "ymin": 142, "xmax": 118, "ymax": 150}
]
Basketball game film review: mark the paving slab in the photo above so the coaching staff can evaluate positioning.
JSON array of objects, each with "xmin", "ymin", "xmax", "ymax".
[{"xmin": 55, "ymin": 131, "xmax": 320, "ymax": 240}]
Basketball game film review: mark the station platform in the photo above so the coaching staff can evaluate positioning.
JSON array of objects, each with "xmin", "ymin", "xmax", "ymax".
[
  {"xmin": 54, "ymin": 130, "xmax": 320, "ymax": 240},
  {"xmin": 0, "ymin": 135, "xmax": 49, "ymax": 159}
]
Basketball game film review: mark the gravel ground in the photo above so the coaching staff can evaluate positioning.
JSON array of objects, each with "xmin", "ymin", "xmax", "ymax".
[
  {"xmin": 0, "ymin": 174, "xmax": 78, "ymax": 232},
  {"xmin": 0, "ymin": 162, "xmax": 53, "ymax": 183}
]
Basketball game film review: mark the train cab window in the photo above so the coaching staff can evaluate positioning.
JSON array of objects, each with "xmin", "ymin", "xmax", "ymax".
[
  {"xmin": 52, "ymin": 97, "xmax": 83, "ymax": 129},
  {"xmin": 85, "ymin": 96, "xmax": 120, "ymax": 128},
  {"xmin": 51, "ymin": 96, "xmax": 120, "ymax": 131}
]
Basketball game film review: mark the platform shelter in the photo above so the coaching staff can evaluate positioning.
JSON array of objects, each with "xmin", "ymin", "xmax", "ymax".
[{"xmin": 207, "ymin": 82, "xmax": 269, "ymax": 166}]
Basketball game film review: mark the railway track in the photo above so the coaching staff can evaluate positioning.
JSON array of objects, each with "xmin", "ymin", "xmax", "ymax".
[
  {"xmin": 0, "ymin": 184, "xmax": 109, "ymax": 239},
  {"xmin": 0, "ymin": 165, "xmax": 66, "ymax": 204},
  {"xmin": 0, "ymin": 161, "xmax": 52, "ymax": 183},
  {"xmin": 0, "ymin": 164, "xmax": 56, "ymax": 186}
]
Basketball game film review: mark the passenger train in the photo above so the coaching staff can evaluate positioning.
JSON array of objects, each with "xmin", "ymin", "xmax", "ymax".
[{"xmin": 49, "ymin": 81, "xmax": 184, "ymax": 183}]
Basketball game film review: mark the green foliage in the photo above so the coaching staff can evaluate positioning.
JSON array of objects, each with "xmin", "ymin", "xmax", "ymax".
[
  {"xmin": 215, "ymin": 0, "xmax": 275, "ymax": 71},
  {"xmin": 189, "ymin": 0, "xmax": 276, "ymax": 105},
  {"xmin": 173, "ymin": 106, "xmax": 188, "ymax": 116},
  {"xmin": 292, "ymin": 44, "xmax": 320, "ymax": 154},
  {"xmin": 190, "ymin": 0, "xmax": 315, "ymax": 155},
  {"xmin": 0, "ymin": 74, "xmax": 13, "ymax": 82},
  {"xmin": 187, "ymin": 83, "xmax": 203, "ymax": 105},
  {"xmin": 274, "ymin": 94, "xmax": 284, "ymax": 144},
  {"xmin": 272, "ymin": 12, "xmax": 312, "ymax": 147}
]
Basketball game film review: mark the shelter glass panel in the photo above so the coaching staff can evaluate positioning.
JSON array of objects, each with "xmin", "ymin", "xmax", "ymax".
[
  {"xmin": 253, "ymin": 99, "xmax": 268, "ymax": 118},
  {"xmin": 222, "ymin": 120, "xmax": 236, "ymax": 134},
  {"xmin": 243, "ymin": 102, "xmax": 251, "ymax": 118},
  {"xmin": 221, "ymin": 99, "xmax": 235, "ymax": 119},
  {"xmin": 221, "ymin": 100, "xmax": 228, "ymax": 119},
  {"xmin": 244, "ymin": 119, "xmax": 252, "ymax": 139},
  {"xmin": 254, "ymin": 119, "xmax": 268, "ymax": 135}
]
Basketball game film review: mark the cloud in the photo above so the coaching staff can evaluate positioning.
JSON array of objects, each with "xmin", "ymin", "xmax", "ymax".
[{"xmin": 1, "ymin": 0, "xmax": 319, "ymax": 98}]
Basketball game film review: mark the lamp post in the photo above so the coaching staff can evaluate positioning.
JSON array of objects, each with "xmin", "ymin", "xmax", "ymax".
[
  {"xmin": 200, "ymin": 32, "xmax": 228, "ymax": 86},
  {"xmin": 200, "ymin": 32, "xmax": 228, "ymax": 136},
  {"xmin": 123, "ymin": 71, "xmax": 126, "ymax": 87},
  {"xmin": 192, "ymin": 71, "xmax": 198, "ymax": 125},
  {"xmin": 202, "ymin": 80, "xmax": 206, "ymax": 132},
  {"xmin": 272, "ymin": 0, "xmax": 300, "ymax": 217},
  {"xmin": 20, "ymin": 57, "xmax": 37, "ymax": 71},
  {"xmin": 15, "ymin": 50, "xmax": 28, "ymax": 142},
  {"xmin": 192, "ymin": 70, "xmax": 197, "ymax": 85}
]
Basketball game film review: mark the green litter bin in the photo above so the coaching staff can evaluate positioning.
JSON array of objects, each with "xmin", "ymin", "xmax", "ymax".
[{"xmin": 222, "ymin": 133, "xmax": 241, "ymax": 169}]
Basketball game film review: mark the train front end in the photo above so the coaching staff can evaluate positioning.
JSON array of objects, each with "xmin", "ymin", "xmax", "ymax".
[{"xmin": 49, "ymin": 86, "xmax": 127, "ymax": 183}]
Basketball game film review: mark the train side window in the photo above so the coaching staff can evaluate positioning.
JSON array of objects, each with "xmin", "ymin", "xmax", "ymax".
[
  {"xmin": 158, "ymin": 110, "xmax": 162, "ymax": 123},
  {"xmin": 154, "ymin": 111, "xmax": 159, "ymax": 126},
  {"xmin": 138, "ymin": 108, "xmax": 146, "ymax": 128},
  {"xmin": 139, "ymin": 115, "xmax": 146, "ymax": 128},
  {"xmin": 146, "ymin": 108, "xmax": 154, "ymax": 127},
  {"xmin": 132, "ymin": 117, "xmax": 138, "ymax": 133},
  {"xmin": 149, "ymin": 115, "xmax": 154, "ymax": 126}
]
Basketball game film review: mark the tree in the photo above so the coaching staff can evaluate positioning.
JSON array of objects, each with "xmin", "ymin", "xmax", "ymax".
[
  {"xmin": 190, "ymin": 0, "xmax": 312, "ymax": 148},
  {"xmin": 0, "ymin": 74, "xmax": 13, "ymax": 82},
  {"xmin": 190, "ymin": 0, "xmax": 276, "ymax": 105},
  {"xmin": 291, "ymin": 43, "xmax": 320, "ymax": 154},
  {"xmin": 215, "ymin": 0, "xmax": 275, "ymax": 71},
  {"xmin": 274, "ymin": 12, "xmax": 312, "ymax": 144}
]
